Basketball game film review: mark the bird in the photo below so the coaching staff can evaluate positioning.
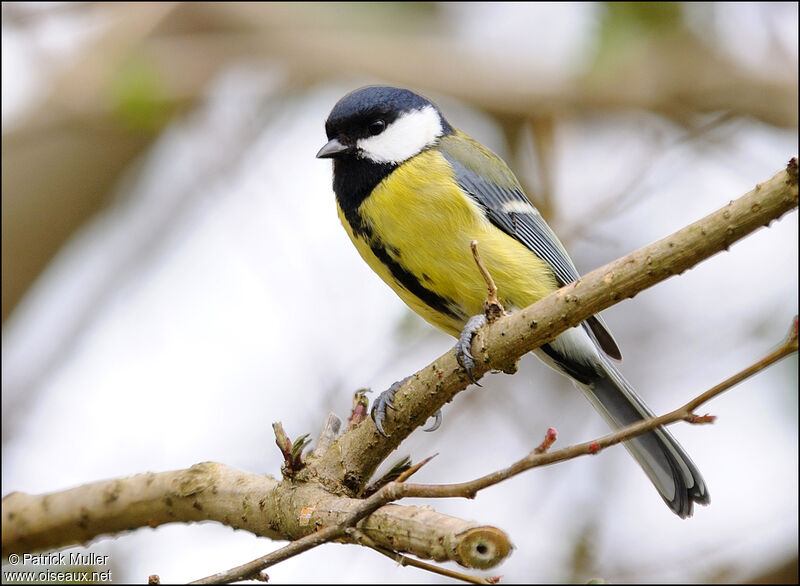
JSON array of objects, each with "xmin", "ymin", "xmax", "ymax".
[{"xmin": 316, "ymin": 85, "xmax": 709, "ymax": 518}]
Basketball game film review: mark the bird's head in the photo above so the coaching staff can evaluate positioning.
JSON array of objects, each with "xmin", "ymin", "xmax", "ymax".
[{"xmin": 316, "ymin": 86, "xmax": 453, "ymax": 165}]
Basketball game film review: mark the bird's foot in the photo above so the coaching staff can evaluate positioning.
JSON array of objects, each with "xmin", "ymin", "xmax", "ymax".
[
  {"xmin": 371, "ymin": 378, "xmax": 404, "ymax": 436},
  {"xmin": 455, "ymin": 314, "xmax": 487, "ymax": 385},
  {"xmin": 371, "ymin": 378, "xmax": 444, "ymax": 437}
]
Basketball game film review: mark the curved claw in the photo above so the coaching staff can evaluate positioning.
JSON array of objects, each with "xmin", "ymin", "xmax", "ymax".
[
  {"xmin": 371, "ymin": 391, "xmax": 396, "ymax": 437},
  {"xmin": 423, "ymin": 409, "xmax": 443, "ymax": 432},
  {"xmin": 371, "ymin": 377, "xmax": 409, "ymax": 437},
  {"xmin": 455, "ymin": 314, "xmax": 487, "ymax": 385}
]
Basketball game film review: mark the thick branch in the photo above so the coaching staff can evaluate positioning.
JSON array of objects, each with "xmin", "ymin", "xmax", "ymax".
[
  {"xmin": 309, "ymin": 158, "xmax": 798, "ymax": 492},
  {"xmin": 197, "ymin": 313, "xmax": 797, "ymax": 584},
  {"xmin": 1, "ymin": 463, "xmax": 507, "ymax": 569},
  {"xmin": 2, "ymin": 160, "xmax": 796, "ymax": 573},
  {"xmin": 1, "ymin": 464, "xmax": 274, "ymax": 555},
  {"xmin": 398, "ymin": 317, "xmax": 798, "ymax": 499},
  {"xmin": 2, "ymin": 464, "xmax": 281, "ymax": 554}
]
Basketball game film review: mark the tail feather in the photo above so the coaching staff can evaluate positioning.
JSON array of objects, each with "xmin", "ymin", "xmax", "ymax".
[
  {"xmin": 582, "ymin": 356, "xmax": 709, "ymax": 518},
  {"xmin": 534, "ymin": 326, "xmax": 709, "ymax": 518}
]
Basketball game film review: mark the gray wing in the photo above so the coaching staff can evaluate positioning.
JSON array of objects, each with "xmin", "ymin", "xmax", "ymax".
[{"xmin": 439, "ymin": 148, "xmax": 622, "ymax": 360}]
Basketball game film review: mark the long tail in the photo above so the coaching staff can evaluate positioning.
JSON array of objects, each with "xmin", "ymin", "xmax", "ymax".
[
  {"xmin": 582, "ymin": 356, "xmax": 709, "ymax": 518},
  {"xmin": 535, "ymin": 327, "xmax": 709, "ymax": 518}
]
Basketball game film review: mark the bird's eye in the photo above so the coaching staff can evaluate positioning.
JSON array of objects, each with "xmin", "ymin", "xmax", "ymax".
[{"xmin": 368, "ymin": 120, "xmax": 385, "ymax": 136}]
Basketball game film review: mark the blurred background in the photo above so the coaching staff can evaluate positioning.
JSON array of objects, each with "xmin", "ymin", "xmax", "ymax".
[{"xmin": 2, "ymin": 2, "xmax": 797, "ymax": 583}]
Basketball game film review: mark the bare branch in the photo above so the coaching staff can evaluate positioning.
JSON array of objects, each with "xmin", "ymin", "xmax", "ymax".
[
  {"xmin": 3, "ymin": 316, "xmax": 795, "ymax": 576},
  {"xmin": 201, "ymin": 314, "xmax": 796, "ymax": 581},
  {"xmin": 471, "ymin": 240, "xmax": 505, "ymax": 322},
  {"xmin": 190, "ymin": 456, "xmax": 507, "ymax": 584},
  {"xmin": 1, "ymin": 161, "xmax": 795, "ymax": 579},
  {"xmin": 394, "ymin": 316, "xmax": 798, "ymax": 499},
  {"xmin": 309, "ymin": 158, "xmax": 799, "ymax": 493},
  {"xmin": 2, "ymin": 464, "xmax": 509, "ymax": 570}
]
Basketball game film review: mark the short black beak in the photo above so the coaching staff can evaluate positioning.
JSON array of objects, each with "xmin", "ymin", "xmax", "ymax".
[{"xmin": 316, "ymin": 137, "xmax": 350, "ymax": 159}]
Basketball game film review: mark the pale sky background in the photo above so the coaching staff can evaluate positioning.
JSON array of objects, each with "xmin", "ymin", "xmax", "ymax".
[{"xmin": 2, "ymin": 3, "xmax": 798, "ymax": 583}]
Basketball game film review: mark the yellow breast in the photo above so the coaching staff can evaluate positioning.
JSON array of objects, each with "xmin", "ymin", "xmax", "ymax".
[{"xmin": 338, "ymin": 149, "xmax": 558, "ymax": 337}]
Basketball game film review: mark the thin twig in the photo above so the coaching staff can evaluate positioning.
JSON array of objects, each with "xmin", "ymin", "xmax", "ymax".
[
  {"xmin": 682, "ymin": 315, "xmax": 798, "ymax": 414},
  {"xmin": 195, "ymin": 316, "xmax": 797, "ymax": 583},
  {"xmin": 393, "ymin": 316, "xmax": 798, "ymax": 500},
  {"xmin": 309, "ymin": 159, "xmax": 797, "ymax": 493},
  {"xmin": 3, "ymin": 166, "xmax": 795, "ymax": 574},
  {"xmin": 397, "ymin": 454, "xmax": 438, "ymax": 482},
  {"xmin": 189, "ymin": 492, "xmax": 392, "ymax": 584},
  {"xmin": 191, "ymin": 455, "xmax": 439, "ymax": 584},
  {"xmin": 470, "ymin": 240, "xmax": 505, "ymax": 322}
]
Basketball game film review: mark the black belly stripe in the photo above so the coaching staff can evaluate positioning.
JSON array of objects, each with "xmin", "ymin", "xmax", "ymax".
[{"xmin": 332, "ymin": 158, "xmax": 463, "ymax": 323}]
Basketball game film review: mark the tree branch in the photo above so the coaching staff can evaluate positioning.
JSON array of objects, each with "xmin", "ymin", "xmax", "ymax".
[
  {"xmin": 199, "ymin": 312, "xmax": 796, "ymax": 583},
  {"xmin": 2, "ymin": 159, "xmax": 796, "ymax": 577},
  {"xmin": 308, "ymin": 158, "xmax": 798, "ymax": 492},
  {"xmin": 1, "ymin": 462, "xmax": 506, "ymax": 568},
  {"xmin": 395, "ymin": 315, "xmax": 798, "ymax": 499}
]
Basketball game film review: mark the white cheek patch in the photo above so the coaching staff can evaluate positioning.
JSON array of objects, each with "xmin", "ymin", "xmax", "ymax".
[{"xmin": 357, "ymin": 105, "xmax": 443, "ymax": 164}]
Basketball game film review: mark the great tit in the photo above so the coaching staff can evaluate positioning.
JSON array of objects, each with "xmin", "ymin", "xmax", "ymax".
[{"xmin": 317, "ymin": 86, "xmax": 709, "ymax": 518}]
